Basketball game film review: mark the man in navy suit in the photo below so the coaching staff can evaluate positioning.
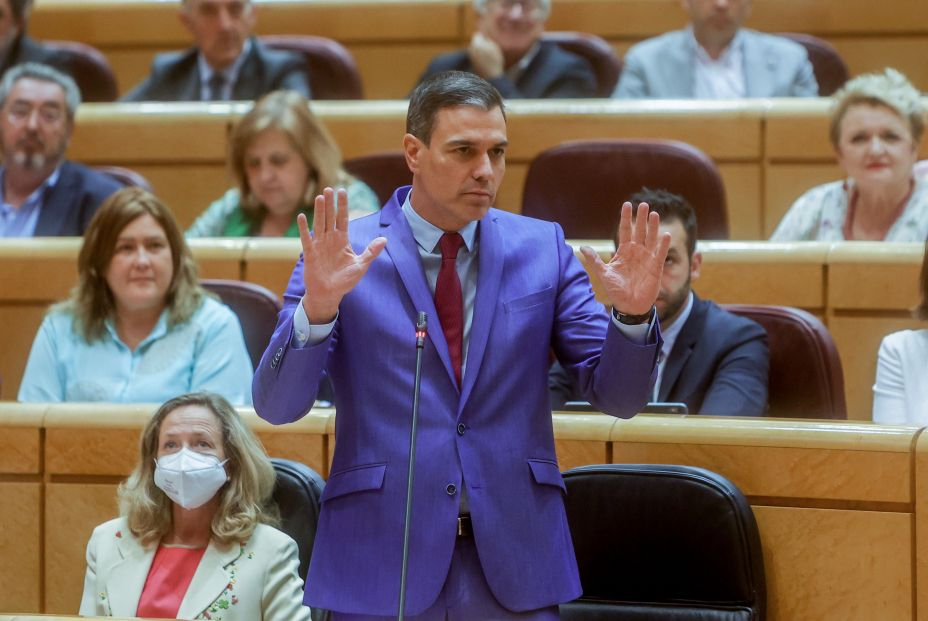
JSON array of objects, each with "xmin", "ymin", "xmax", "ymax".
[
  {"xmin": 550, "ymin": 188, "xmax": 769, "ymax": 416},
  {"xmin": 417, "ymin": 0, "xmax": 596, "ymax": 98},
  {"xmin": 122, "ymin": 0, "xmax": 310, "ymax": 102},
  {"xmin": 253, "ymin": 71, "xmax": 668, "ymax": 618},
  {"xmin": 0, "ymin": 63, "xmax": 121, "ymax": 237}
]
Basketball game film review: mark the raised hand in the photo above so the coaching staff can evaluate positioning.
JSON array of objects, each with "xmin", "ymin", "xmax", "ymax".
[
  {"xmin": 579, "ymin": 202, "xmax": 670, "ymax": 316},
  {"xmin": 467, "ymin": 31, "xmax": 505, "ymax": 79},
  {"xmin": 299, "ymin": 187, "xmax": 387, "ymax": 323}
]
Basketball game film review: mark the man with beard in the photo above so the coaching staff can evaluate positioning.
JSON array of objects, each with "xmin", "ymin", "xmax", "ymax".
[
  {"xmin": 416, "ymin": 0, "xmax": 596, "ymax": 98},
  {"xmin": 0, "ymin": 63, "xmax": 121, "ymax": 237},
  {"xmin": 549, "ymin": 188, "xmax": 769, "ymax": 416},
  {"xmin": 613, "ymin": 0, "xmax": 817, "ymax": 98},
  {"xmin": 122, "ymin": 0, "xmax": 310, "ymax": 102}
]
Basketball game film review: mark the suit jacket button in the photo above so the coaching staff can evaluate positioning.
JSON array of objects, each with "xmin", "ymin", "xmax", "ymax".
[
  {"xmin": 456, "ymin": 423, "xmax": 466, "ymax": 436},
  {"xmin": 446, "ymin": 483, "xmax": 457, "ymax": 496}
]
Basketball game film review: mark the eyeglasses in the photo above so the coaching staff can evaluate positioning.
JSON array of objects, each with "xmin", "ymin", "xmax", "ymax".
[
  {"xmin": 6, "ymin": 102, "xmax": 64, "ymax": 125},
  {"xmin": 488, "ymin": 0, "xmax": 545, "ymax": 17}
]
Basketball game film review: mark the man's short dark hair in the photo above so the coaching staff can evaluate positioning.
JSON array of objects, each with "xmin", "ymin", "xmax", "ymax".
[
  {"xmin": 631, "ymin": 188, "xmax": 698, "ymax": 258},
  {"xmin": 407, "ymin": 70, "xmax": 505, "ymax": 146}
]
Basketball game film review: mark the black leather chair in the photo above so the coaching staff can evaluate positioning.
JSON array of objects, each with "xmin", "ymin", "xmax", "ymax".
[
  {"xmin": 269, "ymin": 458, "xmax": 328, "ymax": 621},
  {"xmin": 562, "ymin": 464, "xmax": 766, "ymax": 621},
  {"xmin": 343, "ymin": 151, "xmax": 411, "ymax": 205},
  {"xmin": 522, "ymin": 139, "xmax": 729, "ymax": 240},
  {"xmin": 200, "ymin": 279, "xmax": 281, "ymax": 370}
]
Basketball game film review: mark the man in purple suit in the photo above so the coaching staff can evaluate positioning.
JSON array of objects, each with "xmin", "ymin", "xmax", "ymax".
[{"xmin": 253, "ymin": 70, "xmax": 670, "ymax": 619}]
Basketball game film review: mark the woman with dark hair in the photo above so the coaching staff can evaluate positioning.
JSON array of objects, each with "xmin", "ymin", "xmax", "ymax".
[
  {"xmin": 872, "ymin": 240, "xmax": 928, "ymax": 423},
  {"xmin": 18, "ymin": 187, "xmax": 253, "ymax": 403},
  {"xmin": 187, "ymin": 90, "xmax": 379, "ymax": 237},
  {"xmin": 79, "ymin": 392, "xmax": 311, "ymax": 619}
]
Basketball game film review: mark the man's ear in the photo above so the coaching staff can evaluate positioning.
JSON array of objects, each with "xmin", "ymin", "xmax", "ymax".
[
  {"xmin": 178, "ymin": 6, "xmax": 194, "ymax": 36},
  {"xmin": 690, "ymin": 250, "xmax": 702, "ymax": 282},
  {"xmin": 403, "ymin": 133, "xmax": 424, "ymax": 174}
]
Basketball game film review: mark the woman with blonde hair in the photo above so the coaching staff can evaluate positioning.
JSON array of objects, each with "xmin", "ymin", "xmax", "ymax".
[
  {"xmin": 79, "ymin": 392, "xmax": 311, "ymax": 619},
  {"xmin": 772, "ymin": 68, "xmax": 928, "ymax": 241},
  {"xmin": 18, "ymin": 187, "xmax": 253, "ymax": 403},
  {"xmin": 187, "ymin": 90, "xmax": 379, "ymax": 237}
]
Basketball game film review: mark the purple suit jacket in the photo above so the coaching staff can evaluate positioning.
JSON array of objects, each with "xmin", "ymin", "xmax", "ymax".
[{"xmin": 253, "ymin": 187, "xmax": 659, "ymax": 615}]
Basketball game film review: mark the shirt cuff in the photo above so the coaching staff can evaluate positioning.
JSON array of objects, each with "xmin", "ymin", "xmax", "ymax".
[
  {"xmin": 610, "ymin": 307, "xmax": 654, "ymax": 344},
  {"xmin": 291, "ymin": 296, "xmax": 337, "ymax": 349}
]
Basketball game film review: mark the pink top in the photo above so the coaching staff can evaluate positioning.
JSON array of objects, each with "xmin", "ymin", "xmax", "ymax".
[{"xmin": 136, "ymin": 544, "xmax": 207, "ymax": 619}]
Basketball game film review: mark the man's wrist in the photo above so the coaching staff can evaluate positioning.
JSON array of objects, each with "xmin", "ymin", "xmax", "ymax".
[{"xmin": 613, "ymin": 305, "xmax": 655, "ymax": 326}]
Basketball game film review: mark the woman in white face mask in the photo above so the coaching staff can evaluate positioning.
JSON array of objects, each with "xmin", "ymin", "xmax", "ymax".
[{"xmin": 78, "ymin": 392, "xmax": 312, "ymax": 620}]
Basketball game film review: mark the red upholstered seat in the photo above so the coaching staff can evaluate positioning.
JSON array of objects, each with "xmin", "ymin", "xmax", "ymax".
[
  {"xmin": 541, "ymin": 31, "xmax": 622, "ymax": 97},
  {"xmin": 343, "ymin": 152, "xmax": 412, "ymax": 206},
  {"xmin": 723, "ymin": 304, "xmax": 847, "ymax": 419},
  {"xmin": 43, "ymin": 39, "xmax": 118, "ymax": 102},
  {"xmin": 522, "ymin": 139, "xmax": 729, "ymax": 239},
  {"xmin": 776, "ymin": 32, "xmax": 850, "ymax": 96},
  {"xmin": 200, "ymin": 279, "xmax": 282, "ymax": 370},
  {"xmin": 260, "ymin": 35, "xmax": 363, "ymax": 100}
]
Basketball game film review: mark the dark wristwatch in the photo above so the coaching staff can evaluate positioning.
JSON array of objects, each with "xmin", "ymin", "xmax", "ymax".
[{"xmin": 613, "ymin": 305, "xmax": 655, "ymax": 326}]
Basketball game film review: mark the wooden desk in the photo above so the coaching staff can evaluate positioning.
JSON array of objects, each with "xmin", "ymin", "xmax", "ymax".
[{"xmin": 0, "ymin": 405, "xmax": 923, "ymax": 619}]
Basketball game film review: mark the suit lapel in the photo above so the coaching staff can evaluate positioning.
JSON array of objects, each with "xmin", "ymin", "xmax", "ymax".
[
  {"xmin": 232, "ymin": 40, "xmax": 260, "ymax": 100},
  {"xmin": 176, "ymin": 541, "xmax": 243, "ymax": 620},
  {"xmin": 658, "ymin": 296, "xmax": 707, "ymax": 401},
  {"xmin": 33, "ymin": 163, "xmax": 73, "ymax": 236},
  {"xmin": 379, "ymin": 199, "xmax": 458, "ymax": 389},
  {"xmin": 741, "ymin": 32, "xmax": 771, "ymax": 97},
  {"xmin": 105, "ymin": 531, "xmax": 156, "ymax": 617},
  {"xmin": 458, "ymin": 212, "xmax": 503, "ymax": 410}
]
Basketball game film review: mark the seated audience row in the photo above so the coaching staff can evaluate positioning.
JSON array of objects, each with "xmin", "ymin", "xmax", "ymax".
[
  {"xmin": 80, "ymin": 391, "xmax": 312, "ymax": 620},
  {"xmin": 6, "ymin": 0, "xmax": 834, "ymax": 102},
  {"xmin": 18, "ymin": 187, "xmax": 254, "ymax": 404}
]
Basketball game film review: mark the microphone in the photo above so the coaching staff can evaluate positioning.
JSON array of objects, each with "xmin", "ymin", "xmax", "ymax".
[{"xmin": 398, "ymin": 312, "xmax": 427, "ymax": 620}]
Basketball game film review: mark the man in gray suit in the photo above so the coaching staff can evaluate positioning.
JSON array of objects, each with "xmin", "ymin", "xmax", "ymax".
[
  {"xmin": 614, "ymin": 0, "xmax": 817, "ymax": 98},
  {"xmin": 122, "ymin": 0, "xmax": 310, "ymax": 102}
]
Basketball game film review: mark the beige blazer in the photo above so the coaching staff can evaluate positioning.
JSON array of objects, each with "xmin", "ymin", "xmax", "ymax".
[{"xmin": 79, "ymin": 517, "xmax": 312, "ymax": 621}]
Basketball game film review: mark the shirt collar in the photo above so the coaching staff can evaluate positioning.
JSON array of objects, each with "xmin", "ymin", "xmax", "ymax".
[
  {"xmin": 401, "ymin": 190, "xmax": 478, "ymax": 254},
  {"xmin": 196, "ymin": 38, "xmax": 252, "ymax": 94},
  {"xmin": 688, "ymin": 26, "xmax": 744, "ymax": 65},
  {"xmin": 103, "ymin": 308, "xmax": 170, "ymax": 350},
  {"xmin": 660, "ymin": 290, "xmax": 695, "ymax": 351}
]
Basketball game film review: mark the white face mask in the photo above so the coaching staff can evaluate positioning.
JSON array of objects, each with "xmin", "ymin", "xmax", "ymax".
[{"xmin": 153, "ymin": 447, "xmax": 229, "ymax": 509}]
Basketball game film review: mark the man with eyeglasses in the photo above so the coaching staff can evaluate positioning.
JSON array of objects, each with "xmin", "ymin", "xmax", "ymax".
[
  {"xmin": 0, "ymin": 63, "xmax": 121, "ymax": 237},
  {"xmin": 122, "ymin": 0, "xmax": 310, "ymax": 102},
  {"xmin": 416, "ymin": 0, "xmax": 597, "ymax": 98}
]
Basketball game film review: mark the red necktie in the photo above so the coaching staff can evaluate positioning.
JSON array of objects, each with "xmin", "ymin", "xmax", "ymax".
[{"xmin": 435, "ymin": 232, "xmax": 465, "ymax": 387}]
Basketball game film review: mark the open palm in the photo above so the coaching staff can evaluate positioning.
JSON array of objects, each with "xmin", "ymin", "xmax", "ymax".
[
  {"xmin": 299, "ymin": 188, "xmax": 386, "ymax": 323},
  {"xmin": 580, "ymin": 202, "xmax": 670, "ymax": 316}
]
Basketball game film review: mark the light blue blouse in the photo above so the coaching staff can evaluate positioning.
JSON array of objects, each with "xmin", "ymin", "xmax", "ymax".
[{"xmin": 18, "ymin": 296, "xmax": 254, "ymax": 404}]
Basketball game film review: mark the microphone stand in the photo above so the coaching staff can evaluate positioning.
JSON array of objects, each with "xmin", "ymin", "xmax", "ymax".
[{"xmin": 398, "ymin": 312, "xmax": 427, "ymax": 621}]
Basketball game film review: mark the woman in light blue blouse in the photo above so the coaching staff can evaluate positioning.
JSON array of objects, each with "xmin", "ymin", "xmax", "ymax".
[{"xmin": 18, "ymin": 187, "xmax": 253, "ymax": 404}]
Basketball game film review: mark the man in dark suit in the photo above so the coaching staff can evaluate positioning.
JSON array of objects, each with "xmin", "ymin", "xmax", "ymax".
[
  {"xmin": 0, "ymin": 63, "xmax": 121, "ymax": 237},
  {"xmin": 0, "ymin": 0, "xmax": 66, "ymax": 76},
  {"xmin": 417, "ymin": 0, "xmax": 596, "ymax": 98},
  {"xmin": 121, "ymin": 0, "xmax": 310, "ymax": 102},
  {"xmin": 550, "ymin": 188, "xmax": 769, "ymax": 416}
]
